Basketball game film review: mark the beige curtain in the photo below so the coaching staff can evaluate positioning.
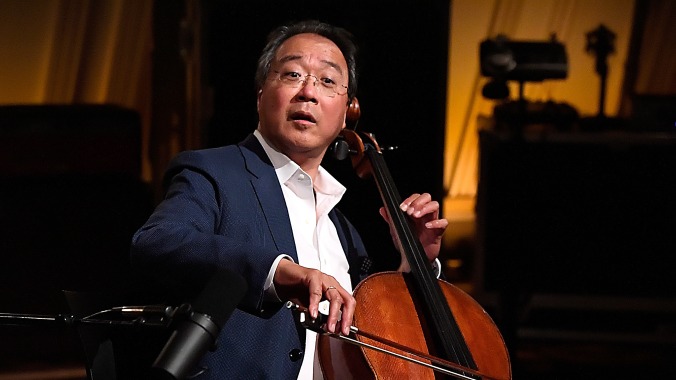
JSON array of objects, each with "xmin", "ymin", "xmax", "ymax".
[
  {"xmin": 43, "ymin": 0, "xmax": 154, "ymax": 180},
  {"xmin": 0, "ymin": 0, "xmax": 153, "ymax": 180},
  {"xmin": 42, "ymin": 0, "xmax": 152, "ymax": 108},
  {"xmin": 632, "ymin": 1, "xmax": 676, "ymax": 96}
]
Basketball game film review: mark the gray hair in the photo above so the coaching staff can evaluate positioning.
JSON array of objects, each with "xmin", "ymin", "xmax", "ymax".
[{"xmin": 255, "ymin": 20, "xmax": 358, "ymax": 101}]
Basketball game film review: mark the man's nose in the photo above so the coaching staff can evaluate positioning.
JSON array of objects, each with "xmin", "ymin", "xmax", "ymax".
[
  {"xmin": 301, "ymin": 74, "xmax": 319, "ymax": 86},
  {"xmin": 295, "ymin": 75, "xmax": 319, "ymax": 102}
]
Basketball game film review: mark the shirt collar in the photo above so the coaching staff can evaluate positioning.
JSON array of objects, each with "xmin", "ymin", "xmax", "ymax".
[{"xmin": 253, "ymin": 129, "xmax": 346, "ymax": 199}]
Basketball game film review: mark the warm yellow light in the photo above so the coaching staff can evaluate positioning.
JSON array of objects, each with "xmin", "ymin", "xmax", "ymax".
[{"xmin": 446, "ymin": 259, "xmax": 464, "ymax": 269}]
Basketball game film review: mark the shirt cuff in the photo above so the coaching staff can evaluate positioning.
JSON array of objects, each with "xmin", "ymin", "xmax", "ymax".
[{"xmin": 264, "ymin": 254, "xmax": 294, "ymax": 302}]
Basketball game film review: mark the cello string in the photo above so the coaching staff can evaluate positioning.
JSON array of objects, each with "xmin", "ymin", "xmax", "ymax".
[
  {"xmin": 288, "ymin": 301, "xmax": 498, "ymax": 379},
  {"xmin": 366, "ymin": 146, "xmax": 478, "ymax": 372},
  {"xmin": 367, "ymin": 148, "xmax": 467, "ymax": 365}
]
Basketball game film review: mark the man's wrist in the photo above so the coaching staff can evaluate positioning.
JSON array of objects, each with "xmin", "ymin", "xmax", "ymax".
[{"xmin": 264, "ymin": 254, "xmax": 294, "ymax": 302}]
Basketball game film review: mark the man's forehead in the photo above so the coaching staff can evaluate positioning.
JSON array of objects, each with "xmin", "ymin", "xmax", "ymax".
[{"xmin": 274, "ymin": 34, "xmax": 346, "ymax": 72}]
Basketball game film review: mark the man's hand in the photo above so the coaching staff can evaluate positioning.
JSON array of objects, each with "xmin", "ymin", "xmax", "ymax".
[
  {"xmin": 273, "ymin": 259, "xmax": 355, "ymax": 335},
  {"xmin": 379, "ymin": 193, "xmax": 449, "ymax": 272}
]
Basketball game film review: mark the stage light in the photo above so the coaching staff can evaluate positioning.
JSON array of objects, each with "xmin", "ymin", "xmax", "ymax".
[{"xmin": 479, "ymin": 35, "xmax": 568, "ymax": 100}]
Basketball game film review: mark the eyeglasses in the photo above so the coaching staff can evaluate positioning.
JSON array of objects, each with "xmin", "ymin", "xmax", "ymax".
[{"xmin": 271, "ymin": 70, "xmax": 348, "ymax": 98}]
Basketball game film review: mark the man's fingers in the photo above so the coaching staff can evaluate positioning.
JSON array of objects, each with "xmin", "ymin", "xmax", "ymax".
[
  {"xmin": 339, "ymin": 293, "xmax": 356, "ymax": 335},
  {"xmin": 425, "ymin": 218, "xmax": 449, "ymax": 229},
  {"xmin": 319, "ymin": 285, "xmax": 355, "ymax": 335},
  {"xmin": 379, "ymin": 206, "xmax": 390, "ymax": 222},
  {"xmin": 308, "ymin": 284, "xmax": 323, "ymax": 319},
  {"xmin": 273, "ymin": 261, "xmax": 355, "ymax": 333},
  {"xmin": 326, "ymin": 291, "xmax": 343, "ymax": 333}
]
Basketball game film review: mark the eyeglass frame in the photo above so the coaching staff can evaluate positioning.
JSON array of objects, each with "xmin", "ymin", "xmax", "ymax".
[{"xmin": 270, "ymin": 70, "xmax": 348, "ymax": 98}]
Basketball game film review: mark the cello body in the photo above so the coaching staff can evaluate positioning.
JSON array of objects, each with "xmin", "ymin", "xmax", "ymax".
[{"xmin": 318, "ymin": 272, "xmax": 511, "ymax": 380}]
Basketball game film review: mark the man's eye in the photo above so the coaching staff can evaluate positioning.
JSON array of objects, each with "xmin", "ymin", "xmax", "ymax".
[
  {"xmin": 320, "ymin": 77, "xmax": 337, "ymax": 87},
  {"xmin": 284, "ymin": 72, "xmax": 302, "ymax": 79}
]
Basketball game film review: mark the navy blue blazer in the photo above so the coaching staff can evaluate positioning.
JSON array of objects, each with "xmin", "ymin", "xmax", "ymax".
[{"xmin": 131, "ymin": 134, "xmax": 370, "ymax": 379}]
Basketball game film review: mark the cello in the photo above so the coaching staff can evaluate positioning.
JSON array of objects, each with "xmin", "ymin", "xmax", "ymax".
[{"xmin": 289, "ymin": 98, "xmax": 511, "ymax": 379}]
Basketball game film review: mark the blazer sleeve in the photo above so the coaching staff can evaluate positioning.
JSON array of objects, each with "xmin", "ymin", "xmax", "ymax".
[{"xmin": 130, "ymin": 149, "xmax": 289, "ymax": 317}]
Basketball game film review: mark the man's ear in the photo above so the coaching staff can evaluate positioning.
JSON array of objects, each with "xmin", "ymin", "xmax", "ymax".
[
  {"xmin": 341, "ymin": 104, "xmax": 348, "ymax": 130},
  {"xmin": 256, "ymin": 89, "xmax": 262, "ymax": 112}
]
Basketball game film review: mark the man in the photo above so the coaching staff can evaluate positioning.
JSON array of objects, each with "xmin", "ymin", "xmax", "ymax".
[{"xmin": 131, "ymin": 20, "xmax": 448, "ymax": 379}]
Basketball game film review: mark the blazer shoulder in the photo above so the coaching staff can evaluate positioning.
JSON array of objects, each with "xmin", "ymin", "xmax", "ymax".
[
  {"xmin": 162, "ymin": 146, "xmax": 244, "ymax": 187},
  {"xmin": 173, "ymin": 145, "xmax": 242, "ymax": 166}
]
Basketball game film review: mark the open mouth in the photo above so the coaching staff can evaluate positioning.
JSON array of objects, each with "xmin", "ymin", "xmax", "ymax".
[{"xmin": 289, "ymin": 111, "xmax": 316, "ymax": 124}]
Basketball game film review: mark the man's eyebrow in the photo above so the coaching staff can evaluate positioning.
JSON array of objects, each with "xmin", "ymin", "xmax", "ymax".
[
  {"xmin": 279, "ymin": 54, "xmax": 302, "ymax": 64},
  {"xmin": 321, "ymin": 59, "xmax": 344, "ymax": 75},
  {"xmin": 277, "ymin": 55, "xmax": 344, "ymax": 74}
]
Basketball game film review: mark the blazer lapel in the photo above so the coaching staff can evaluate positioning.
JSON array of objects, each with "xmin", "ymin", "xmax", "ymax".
[{"xmin": 239, "ymin": 135, "xmax": 298, "ymax": 261}]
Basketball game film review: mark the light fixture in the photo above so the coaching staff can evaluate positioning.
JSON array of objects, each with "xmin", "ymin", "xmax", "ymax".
[{"xmin": 479, "ymin": 35, "xmax": 568, "ymax": 99}]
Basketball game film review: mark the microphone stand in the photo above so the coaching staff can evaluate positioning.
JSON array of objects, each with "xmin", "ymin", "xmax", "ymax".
[
  {"xmin": 0, "ymin": 304, "xmax": 192, "ymax": 380},
  {"xmin": 0, "ymin": 305, "xmax": 189, "ymax": 330},
  {"xmin": 0, "ymin": 312, "xmax": 78, "ymax": 327}
]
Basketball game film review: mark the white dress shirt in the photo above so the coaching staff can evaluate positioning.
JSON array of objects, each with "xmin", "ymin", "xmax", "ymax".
[{"xmin": 254, "ymin": 130, "xmax": 351, "ymax": 379}]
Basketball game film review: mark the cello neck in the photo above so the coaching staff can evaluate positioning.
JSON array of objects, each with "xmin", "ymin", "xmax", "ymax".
[{"xmin": 342, "ymin": 129, "xmax": 478, "ymax": 372}]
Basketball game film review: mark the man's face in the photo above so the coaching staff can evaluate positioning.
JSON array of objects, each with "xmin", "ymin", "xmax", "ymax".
[{"xmin": 257, "ymin": 33, "xmax": 349, "ymax": 162}]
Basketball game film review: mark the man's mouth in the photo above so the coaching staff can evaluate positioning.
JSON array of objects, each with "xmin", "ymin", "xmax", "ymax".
[{"xmin": 289, "ymin": 111, "xmax": 316, "ymax": 124}]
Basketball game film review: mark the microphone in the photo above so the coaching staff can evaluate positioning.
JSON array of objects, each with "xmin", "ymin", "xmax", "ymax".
[{"xmin": 151, "ymin": 269, "xmax": 248, "ymax": 380}]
